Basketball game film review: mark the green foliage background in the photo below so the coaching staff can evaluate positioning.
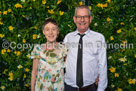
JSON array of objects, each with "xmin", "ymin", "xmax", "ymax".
[{"xmin": 0, "ymin": 0, "xmax": 136, "ymax": 90}]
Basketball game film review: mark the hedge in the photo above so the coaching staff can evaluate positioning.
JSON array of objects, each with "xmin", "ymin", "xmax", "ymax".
[{"xmin": 0, "ymin": 0, "xmax": 136, "ymax": 90}]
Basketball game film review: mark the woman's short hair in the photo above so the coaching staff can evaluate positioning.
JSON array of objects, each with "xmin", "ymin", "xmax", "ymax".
[{"xmin": 42, "ymin": 18, "xmax": 59, "ymax": 30}]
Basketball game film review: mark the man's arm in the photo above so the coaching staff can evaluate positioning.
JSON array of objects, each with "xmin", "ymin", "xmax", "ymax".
[{"xmin": 97, "ymin": 35, "xmax": 108, "ymax": 91}]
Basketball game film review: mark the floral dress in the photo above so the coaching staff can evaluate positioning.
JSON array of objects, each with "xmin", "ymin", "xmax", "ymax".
[{"xmin": 30, "ymin": 43, "xmax": 67, "ymax": 91}]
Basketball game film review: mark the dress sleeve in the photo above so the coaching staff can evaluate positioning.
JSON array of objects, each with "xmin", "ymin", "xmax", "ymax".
[
  {"xmin": 62, "ymin": 44, "xmax": 68, "ymax": 57},
  {"xmin": 30, "ymin": 44, "xmax": 40, "ymax": 59}
]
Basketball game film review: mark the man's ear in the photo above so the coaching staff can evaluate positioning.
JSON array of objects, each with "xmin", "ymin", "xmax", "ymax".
[
  {"xmin": 73, "ymin": 16, "xmax": 76, "ymax": 23},
  {"xmin": 89, "ymin": 16, "xmax": 92, "ymax": 23}
]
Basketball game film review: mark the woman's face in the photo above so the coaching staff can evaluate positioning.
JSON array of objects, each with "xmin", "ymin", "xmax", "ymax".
[{"xmin": 43, "ymin": 22, "xmax": 59, "ymax": 43}]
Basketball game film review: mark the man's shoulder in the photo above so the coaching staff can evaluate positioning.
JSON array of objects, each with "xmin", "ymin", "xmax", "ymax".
[
  {"xmin": 65, "ymin": 31, "xmax": 75, "ymax": 38},
  {"xmin": 89, "ymin": 30, "xmax": 105, "ymax": 38}
]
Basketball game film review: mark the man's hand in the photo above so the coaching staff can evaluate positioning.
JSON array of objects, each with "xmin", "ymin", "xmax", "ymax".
[{"xmin": 95, "ymin": 76, "xmax": 99, "ymax": 85}]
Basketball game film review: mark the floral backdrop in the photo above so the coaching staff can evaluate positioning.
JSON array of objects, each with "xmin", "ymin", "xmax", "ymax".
[{"xmin": 0, "ymin": 0, "xmax": 136, "ymax": 91}]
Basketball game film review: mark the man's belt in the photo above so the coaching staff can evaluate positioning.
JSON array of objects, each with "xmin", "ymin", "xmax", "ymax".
[{"xmin": 73, "ymin": 83, "xmax": 94, "ymax": 91}]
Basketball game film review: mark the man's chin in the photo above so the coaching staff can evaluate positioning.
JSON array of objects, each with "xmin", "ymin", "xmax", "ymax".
[{"xmin": 78, "ymin": 29, "xmax": 87, "ymax": 33}]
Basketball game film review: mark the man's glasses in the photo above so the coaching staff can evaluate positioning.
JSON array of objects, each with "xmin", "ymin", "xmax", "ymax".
[{"xmin": 75, "ymin": 15, "xmax": 90, "ymax": 20}]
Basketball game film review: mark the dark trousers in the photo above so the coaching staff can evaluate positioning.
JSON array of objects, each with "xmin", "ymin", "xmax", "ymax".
[{"xmin": 64, "ymin": 83, "xmax": 97, "ymax": 91}]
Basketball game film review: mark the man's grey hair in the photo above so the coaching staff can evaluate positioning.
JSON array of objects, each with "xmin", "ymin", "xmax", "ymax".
[{"xmin": 74, "ymin": 5, "xmax": 91, "ymax": 16}]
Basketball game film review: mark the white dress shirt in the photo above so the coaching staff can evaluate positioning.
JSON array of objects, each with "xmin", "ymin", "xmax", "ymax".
[{"xmin": 64, "ymin": 28, "xmax": 107, "ymax": 91}]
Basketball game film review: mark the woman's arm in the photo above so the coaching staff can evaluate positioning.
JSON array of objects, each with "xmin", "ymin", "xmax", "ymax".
[{"xmin": 31, "ymin": 58, "xmax": 39, "ymax": 91}]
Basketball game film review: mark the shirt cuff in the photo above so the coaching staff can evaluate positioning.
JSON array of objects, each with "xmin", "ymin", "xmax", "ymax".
[{"xmin": 97, "ymin": 88, "xmax": 105, "ymax": 91}]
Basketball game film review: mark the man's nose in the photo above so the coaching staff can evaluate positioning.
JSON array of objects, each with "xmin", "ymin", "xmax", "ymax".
[{"xmin": 81, "ymin": 17, "xmax": 85, "ymax": 21}]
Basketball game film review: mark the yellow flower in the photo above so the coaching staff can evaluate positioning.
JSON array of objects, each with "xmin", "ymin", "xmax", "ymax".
[
  {"xmin": 34, "ymin": 26, "xmax": 38, "ymax": 29},
  {"xmin": 46, "ymin": 6, "xmax": 49, "ymax": 8},
  {"xmin": 121, "ymin": 49, "xmax": 125, "ymax": 52},
  {"xmin": 109, "ymin": 67, "xmax": 116, "ymax": 73},
  {"xmin": 9, "ymin": 72, "xmax": 13, "ymax": 76},
  {"xmin": 57, "ymin": 0, "xmax": 62, "ymax": 4},
  {"xmin": 117, "ymin": 88, "xmax": 122, "ymax": 91},
  {"xmin": 110, "ymin": 36, "xmax": 114, "ymax": 40},
  {"xmin": 14, "ymin": 51, "xmax": 17, "ymax": 54},
  {"xmin": 0, "ymin": 21, "xmax": 3, "ymax": 25},
  {"xmin": 3, "ymin": 11, "xmax": 7, "ymax": 15},
  {"xmin": 122, "ymin": 40, "xmax": 127, "ymax": 44},
  {"xmin": 68, "ymin": 24, "xmax": 72, "ymax": 28},
  {"xmin": 25, "ymin": 68, "xmax": 30, "ymax": 72},
  {"xmin": 119, "ymin": 57, "xmax": 127, "ymax": 62},
  {"xmin": 25, "ymin": 84, "xmax": 29, "ymax": 87},
  {"xmin": 121, "ymin": 43, "xmax": 126, "ymax": 47},
  {"xmin": 8, "ymin": 76, "xmax": 13, "ymax": 81},
  {"xmin": 97, "ymin": 3, "xmax": 104, "ymax": 9},
  {"xmin": 117, "ymin": 29, "xmax": 122, "ymax": 33},
  {"xmin": 26, "ymin": 54, "xmax": 30, "ymax": 58},
  {"xmin": 15, "ymin": 3, "xmax": 23, "ymax": 8},
  {"xmin": 22, "ymin": 15, "xmax": 26, "ymax": 18},
  {"xmin": 134, "ymin": 27, "xmax": 136, "ymax": 31},
  {"xmin": 8, "ymin": 26, "xmax": 14, "ymax": 31},
  {"xmin": 0, "ymin": 34, "xmax": 4, "ymax": 38},
  {"xmin": 103, "ymin": 3, "xmax": 108, "ymax": 7},
  {"xmin": 0, "ymin": 86, "xmax": 5, "ymax": 90},
  {"xmin": 42, "ymin": 0, "xmax": 46, "ymax": 4},
  {"xmin": 107, "ymin": 17, "xmax": 110, "ymax": 21},
  {"xmin": 107, "ymin": 0, "xmax": 111, "ymax": 3},
  {"xmin": 18, "ymin": 65, "xmax": 23, "ymax": 69},
  {"xmin": 33, "ymin": 34, "xmax": 37, "ymax": 39},
  {"xmin": 128, "ymin": 79, "xmax": 135, "ymax": 84},
  {"xmin": 135, "ymin": 54, "xmax": 136, "ymax": 58},
  {"xmin": 120, "ymin": 22, "xmax": 124, "ymax": 25},
  {"xmin": 17, "ymin": 51, "xmax": 21, "ymax": 56},
  {"xmin": 8, "ymin": 9, "xmax": 12, "ymax": 12},
  {"xmin": 3, "ymin": 49, "xmax": 6, "ymax": 52},
  {"xmin": 79, "ymin": 2, "xmax": 83, "ymax": 5},
  {"xmin": 7, "ymin": 49, "xmax": 11, "ymax": 52},
  {"xmin": 123, "ymin": 63, "xmax": 127, "ymax": 65},
  {"xmin": 14, "ymin": 51, "xmax": 21, "ymax": 56},
  {"xmin": 24, "ymin": 74, "xmax": 26, "ymax": 78},
  {"xmin": 59, "ymin": 11, "xmax": 64, "ymax": 16},
  {"xmin": 115, "ymin": 73, "xmax": 119, "ymax": 77},
  {"xmin": 3, "ymin": 69, "xmax": 8, "ymax": 74},
  {"xmin": 1, "ymin": 51, "xmax": 5, "ymax": 54},
  {"xmin": 22, "ymin": 39, "xmax": 26, "ymax": 43},
  {"xmin": 30, "ymin": 7, "xmax": 32, "ymax": 9},
  {"xmin": 1, "ymin": 49, "xmax": 6, "ymax": 54},
  {"xmin": 0, "ymin": 11, "xmax": 2, "ymax": 14},
  {"xmin": 88, "ymin": 6, "xmax": 92, "ymax": 10},
  {"xmin": 48, "ymin": 10, "xmax": 54, "ymax": 14}
]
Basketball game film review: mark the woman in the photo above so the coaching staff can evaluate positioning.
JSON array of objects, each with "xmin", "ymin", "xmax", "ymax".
[{"xmin": 30, "ymin": 19, "xmax": 67, "ymax": 91}]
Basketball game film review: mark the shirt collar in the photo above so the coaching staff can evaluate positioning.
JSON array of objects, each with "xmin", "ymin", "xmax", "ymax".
[{"xmin": 73, "ymin": 28, "xmax": 90, "ymax": 37}]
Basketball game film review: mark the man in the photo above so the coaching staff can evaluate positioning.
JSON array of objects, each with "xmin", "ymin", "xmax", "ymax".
[{"xmin": 64, "ymin": 5, "xmax": 107, "ymax": 91}]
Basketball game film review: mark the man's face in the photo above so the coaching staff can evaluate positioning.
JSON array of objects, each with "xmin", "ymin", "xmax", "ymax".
[{"xmin": 73, "ymin": 8, "xmax": 92, "ymax": 34}]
